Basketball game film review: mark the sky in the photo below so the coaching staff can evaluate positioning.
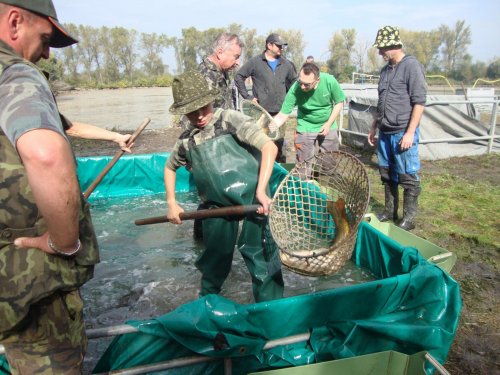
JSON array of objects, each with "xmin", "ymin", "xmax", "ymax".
[{"xmin": 53, "ymin": 0, "xmax": 499, "ymax": 67}]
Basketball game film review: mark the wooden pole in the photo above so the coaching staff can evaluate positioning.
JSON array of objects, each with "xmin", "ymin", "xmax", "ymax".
[
  {"xmin": 135, "ymin": 205, "xmax": 262, "ymax": 225},
  {"xmin": 83, "ymin": 118, "xmax": 151, "ymax": 199}
]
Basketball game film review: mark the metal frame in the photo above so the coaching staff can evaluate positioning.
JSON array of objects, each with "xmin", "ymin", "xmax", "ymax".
[
  {"xmin": 0, "ymin": 328, "xmax": 451, "ymax": 374},
  {"xmin": 0, "ymin": 328, "xmax": 310, "ymax": 375}
]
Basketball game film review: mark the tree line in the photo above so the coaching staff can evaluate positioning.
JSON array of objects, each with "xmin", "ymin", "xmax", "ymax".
[
  {"xmin": 40, "ymin": 20, "xmax": 499, "ymax": 88},
  {"xmin": 328, "ymin": 20, "xmax": 500, "ymax": 83}
]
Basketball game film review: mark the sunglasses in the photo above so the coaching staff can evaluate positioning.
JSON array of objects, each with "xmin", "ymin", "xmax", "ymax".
[
  {"xmin": 297, "ymin": 78, "xmax": 318, "ymax": 89},
  {"xmin": 274, "ymin": 43, "xmax": 284, "ymax": 49}
]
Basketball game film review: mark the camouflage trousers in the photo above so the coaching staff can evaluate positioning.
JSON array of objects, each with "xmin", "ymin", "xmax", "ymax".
[{"xmin": 1, "ymin": 290, "xmax": 87, "ymax": 374}]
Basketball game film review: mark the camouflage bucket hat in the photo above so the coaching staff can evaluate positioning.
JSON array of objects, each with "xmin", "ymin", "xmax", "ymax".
[
  {"xmin": 169, "ymin": 71, "xmax": 220, "ymax": 115},
  {"xmin": 373, "ymin": 26, "xmax": 403, "ymax": 48}
]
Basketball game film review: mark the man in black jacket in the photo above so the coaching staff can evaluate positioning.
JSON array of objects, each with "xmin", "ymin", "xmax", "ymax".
[{"xmin": 234, "ymin": 33, "xmax": 296, "ymax": 162}]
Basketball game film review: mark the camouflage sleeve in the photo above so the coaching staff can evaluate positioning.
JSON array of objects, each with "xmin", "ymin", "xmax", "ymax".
[
  {"xmin": 0, "ymin": 64, "xmax": 66, "ymax": 146},
  {"xmin": 223, "ymin": 110, "xmax": 271, "ymax": 150},
  {"xmin": 165, "ymin": 139, "xmax": 187, "ymax": 171}
]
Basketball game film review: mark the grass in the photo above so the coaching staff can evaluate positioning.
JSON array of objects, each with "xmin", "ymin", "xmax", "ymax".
[
  {"xmin": 419, "ymin": 173, "xmax": 499, "ymax": 251},
  {"xmin": 363, "ymin": 150, "xmax": 499, "ymax": 375},
  {"xmin": 365, "ymin": 153, "xmax": 500, "ymax": 263}
]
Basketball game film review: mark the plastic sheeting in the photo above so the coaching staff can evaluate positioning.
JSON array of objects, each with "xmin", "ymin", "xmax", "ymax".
[
  {"xmin": 346, "ymin": 96, "xmax": 500, "ymax": 160},
  {"xmin": 93, "ymin": 222, "xmax": 461, "ymax": 375},
  {"xmin": 77, "ymin": 153, "xmax": 193, "ymax": 199},
  {"xmin": 0, "ymin": 358, "xmax": 7, "ymax": 374},
  {"xmin": 77, "ymin": 153, "xmax": 289, "ymax": 201},
  {"xmin": 0, "ymin": 154, "xmax": 461, "ymax": 374},
  {"xmin": 77, "ymin": 153, "xmax": 287, "ymax": 200}
]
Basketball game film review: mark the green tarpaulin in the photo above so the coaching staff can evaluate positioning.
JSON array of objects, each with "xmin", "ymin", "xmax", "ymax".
[
  {"xmin": 77, "ymin": 153, "xmax": 288, "ymax": 200},
  {"xmin": 93, "ymin": 222, "xmax": 461, "ymax": 374}
]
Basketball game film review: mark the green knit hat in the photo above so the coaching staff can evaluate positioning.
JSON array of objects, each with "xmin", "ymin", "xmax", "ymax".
[
  {"xmin": 169, "ymin": 71, "xmax": 220, "ymax": 115},
  {"xmin": 373, "ymin": 26, "xmax": 403, "ymax": 48}
]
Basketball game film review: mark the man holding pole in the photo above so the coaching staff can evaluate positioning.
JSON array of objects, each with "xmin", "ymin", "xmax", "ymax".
[{"xmin": 165, "ymin": 71, "xmax": 284, "ymax": 303}]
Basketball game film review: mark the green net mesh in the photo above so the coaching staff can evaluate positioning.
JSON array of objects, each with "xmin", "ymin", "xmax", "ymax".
[{"xmin": 270, "ymin": 151, "xmax": 370, "ymax": 276}]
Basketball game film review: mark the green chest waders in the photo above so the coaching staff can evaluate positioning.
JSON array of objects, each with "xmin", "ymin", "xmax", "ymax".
[{"xmin": 188, "ymin": 134, "xmax": 283, "ymax": 302}]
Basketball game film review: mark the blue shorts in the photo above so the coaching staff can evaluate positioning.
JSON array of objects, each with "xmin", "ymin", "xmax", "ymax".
[{"xmin": 377, "ymin": 129, "xmax": 420, "ymax": 183}]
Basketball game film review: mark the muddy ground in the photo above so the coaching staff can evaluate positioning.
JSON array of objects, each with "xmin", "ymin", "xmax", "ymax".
[{"xmin": 71, "ymin": 125, "xmax": 499, "ymax": 375}]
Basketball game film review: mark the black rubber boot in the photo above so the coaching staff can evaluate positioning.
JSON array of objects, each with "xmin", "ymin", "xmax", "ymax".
[
  {"xmin": 398, "ymin": 189, "xmax": 419, "ymax": 231},
  {"xmin": 377, "ymin": 183, "xmax": 399, "ymax": 222}
]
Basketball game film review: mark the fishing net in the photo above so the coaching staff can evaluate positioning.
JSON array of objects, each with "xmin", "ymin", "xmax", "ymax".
[
  {"xmin": 240, "ymin": 99, "xmax": 282, "ymax": 141},
  {"xmin": 269, "ymin": 151, "xmax": 370, "ymax": 276}
]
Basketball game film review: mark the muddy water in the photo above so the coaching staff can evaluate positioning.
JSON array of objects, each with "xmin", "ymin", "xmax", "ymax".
[{"xmin": 56, "ymin": 87, "xmax": 174, "ymax": 131}]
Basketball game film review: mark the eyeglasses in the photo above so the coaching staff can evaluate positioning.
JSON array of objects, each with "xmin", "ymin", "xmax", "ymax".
[
  {"xmin": 274, "ymin": 43, "xmax": 284, "ymax": 49},
  {"xmin": 297, "ymin": 78, "xmax": 318, "ymax": 89}
]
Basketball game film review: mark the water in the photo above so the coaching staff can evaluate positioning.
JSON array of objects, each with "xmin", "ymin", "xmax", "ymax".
[
  {"xmin": 81, "ymin": 192, "xmax": 375, "ymax": 371},
  {"xmin": 56, "ymin": 87, "xmax": 174, "ymax": 131}
]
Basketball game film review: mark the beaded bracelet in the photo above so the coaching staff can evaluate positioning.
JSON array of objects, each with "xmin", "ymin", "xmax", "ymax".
[{"xmin": 47, "ymin": 236, "xmax": 81, "ymax": 257}]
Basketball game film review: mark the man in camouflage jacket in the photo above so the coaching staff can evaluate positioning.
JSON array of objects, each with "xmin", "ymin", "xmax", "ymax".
[
  {"xmin": 0, "ymin": 1, "xmax": 99, "ymax": 373},
  {"xmin": 198, "ymin": 32, "xmax": 243, "ymax": 110},
  {"xmin": 191, "ymin": 33, "xmax": 244, "ymax": 240}
]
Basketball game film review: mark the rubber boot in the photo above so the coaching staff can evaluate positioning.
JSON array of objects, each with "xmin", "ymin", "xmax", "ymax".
[
  {"xmin": 398, "ymin": 189, "xmax": 419, "ymax": 231},
  {"xmin": 377, "ymin": 183, "xmax": 399, "ymax": 222}
]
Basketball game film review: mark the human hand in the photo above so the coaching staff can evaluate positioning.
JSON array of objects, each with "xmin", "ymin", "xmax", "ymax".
[
  {"xmin": 319, "ymin": 124, "xmax": 330, "ymax": 136},
  {"xmin": 255, "ymin": 190, "xmax": 272, "ymax": 215},
  {"xmin": 399, "ymin": 132, "xmax": 414, "ymax": 151},
  {"xmin": 252, "ymin": 98, "xmax": 259, "ymax": 105},
  {"xmin": 167, "ymin": 202, "xmax": 184, "ymax": 224},
  {"xmin": 367, "ymin": 127, "xmax": 377, "ymax": 147},
  {"xmin": 114, "ymin": 133, "xmax": 133, "ymax": 153},
  {"xmin": 268, "ymin": 119, "xmax": 280, "ymax": 133},
  {"xmin": 14, "ymin": 232, "xmax": 60, "ymax": 256}
]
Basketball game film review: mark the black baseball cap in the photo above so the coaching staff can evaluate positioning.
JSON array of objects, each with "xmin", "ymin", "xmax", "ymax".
[
  {"xmin": 2, "ymin": 0, "xmax": 78, "ymax": 47},
  {"xmin": 266, "ymin": 33, "xmax": 287, "ymax": 46}
]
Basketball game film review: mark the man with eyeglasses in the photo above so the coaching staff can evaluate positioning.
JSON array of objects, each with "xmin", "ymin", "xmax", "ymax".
[
  {"xmin": 234, "ymin": 33, "xmax": 296, "ymax": 162},
  {"xmin": 272, "ymin": 62, "xmax": 346, "ymax": 171}
]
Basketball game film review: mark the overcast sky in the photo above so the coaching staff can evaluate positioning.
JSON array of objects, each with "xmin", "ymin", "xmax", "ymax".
[{"xmin": 53, "ymin": 0, "xmax": 499, "ymax": 65}]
